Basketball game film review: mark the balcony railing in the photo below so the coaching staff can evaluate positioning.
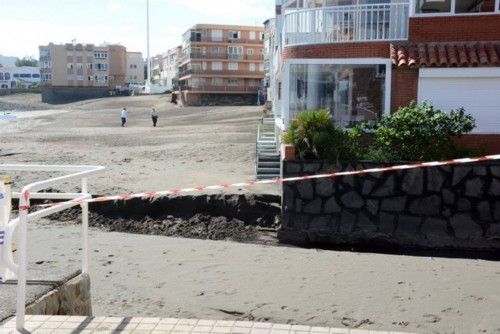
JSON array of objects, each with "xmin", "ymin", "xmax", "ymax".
[
  {"xmin": 283, "ymin": 2, "xmax": 409, "ymax": 46},
  {"xmin": 178, "ymin": 69, "xmax": 265, "ymax": 78},
  {"xmin": 180, "ymin": 85, "xmax": 260, "ymax": 93},
  {"xmin": 188, "ymin": 37, "xmax": 263, "ymax": 44},
  {"xmin": 181, "ymin": 53, "xmax": 264, "ymax": 62}
]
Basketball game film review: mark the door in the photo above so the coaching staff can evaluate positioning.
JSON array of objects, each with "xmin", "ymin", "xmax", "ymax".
[{"xmin": 418, "ymin": 68, "xmax": 500, "ymax": 134}]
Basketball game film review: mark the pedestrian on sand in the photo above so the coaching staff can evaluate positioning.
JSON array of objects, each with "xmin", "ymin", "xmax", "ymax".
[
  {"xmin": 151, "ymin": 107, "xmax": 158, "ymax": 127},
  {"xmin": 121, "ymin": 107, "xmax": 128, "ymax": 127}
]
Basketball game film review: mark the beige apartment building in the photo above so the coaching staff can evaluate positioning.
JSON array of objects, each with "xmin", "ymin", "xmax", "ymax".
[
  {"xmin": 175, "ymin": 24, "xmax": 265, "ymax": 106},
  {"xmin": 126, "ymin": 52, "xmax": 145, "ymax": 85},
  {"xmin": 39, "ymin": 42, "xmax": 134, "ymax": 103}
]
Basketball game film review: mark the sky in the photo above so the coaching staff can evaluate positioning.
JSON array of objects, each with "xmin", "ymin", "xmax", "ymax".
[{"xmin": 0, "ymin": 0, "xmax": 275, "ymax": 58}]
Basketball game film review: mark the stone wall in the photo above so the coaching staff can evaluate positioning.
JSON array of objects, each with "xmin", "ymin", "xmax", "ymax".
[
  {"xmin": 41, "ymin": 87, "xmax": 110, "ymax": 104},
  {"xmin": 280, "ymin": 160, "xmax": 500, "ymax": 251},
  {"xmin": 26, "ymin": 274, "xmax": 92, "ymax": 316}
]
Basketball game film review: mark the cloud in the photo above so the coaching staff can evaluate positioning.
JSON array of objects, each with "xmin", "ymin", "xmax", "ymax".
[{"xmin": 107, "ymin": 0, "xmax": 121, "ymax": 13}]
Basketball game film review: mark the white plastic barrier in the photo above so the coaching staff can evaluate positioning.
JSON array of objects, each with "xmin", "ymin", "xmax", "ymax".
[{"xmin": 0, "ymin": 176, "xmax": 15, "ymax": 283}]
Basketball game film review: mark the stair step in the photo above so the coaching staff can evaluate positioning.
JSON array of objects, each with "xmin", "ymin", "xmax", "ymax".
[
  {"xmin": 258, "ymin": 161, "xmax": 280, "ymax": 166},
  {"xmin": 257, "ymin": 168, "xmax": 281, "ymax": 173}
]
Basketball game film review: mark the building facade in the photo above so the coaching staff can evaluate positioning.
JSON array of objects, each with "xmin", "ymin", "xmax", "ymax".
[
  {"xmin": 0, "ymin": 66, "xmax": 40, "ymax": 89},
  {"xmin": 126, "ymin": 52, "xmax": 145, "ymax": 85},
  {"xmin": 175, "ymin": 24, "xmax": 266, "ymax": 106},
  {"xmin": 161, "ymin": 46, "xmax": 182, "ymax": 91},
  {"xmin": 272, "ymin": 0, "xmax": 500, "ymax": 152}
]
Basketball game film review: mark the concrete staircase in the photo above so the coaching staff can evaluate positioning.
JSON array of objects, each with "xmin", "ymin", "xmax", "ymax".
[{"xmin": 256, "ymin": 114, "xmax": 280, "ymax": 180}]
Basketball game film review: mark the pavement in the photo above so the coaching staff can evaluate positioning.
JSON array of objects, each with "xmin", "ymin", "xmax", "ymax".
[{"xmin": 0, "ymin": 316, "xmax": 415, "ymax": 333}]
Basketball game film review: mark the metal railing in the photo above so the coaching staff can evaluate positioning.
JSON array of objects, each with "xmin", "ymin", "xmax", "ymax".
[
  {"xmin": 178, "ymin": 69, "xmax": 265, "ymax": 78},
  {"xmin": 0, "ymin": 164, "xmax": 105, "ymax": 331},
  {"xmin": 181, "ymin": 53, "xmax": 265, "ymax": 62},
  {"xmin": 283, "ymin": 2, "xmax": 409, "ymax": 46},
  {"xmin": 187, "ymin": 37, "xmax": 263, "ymax": 44},
  {"xmin": 179, "ymin": 85, "xmax": 260, "ymax": 93}
]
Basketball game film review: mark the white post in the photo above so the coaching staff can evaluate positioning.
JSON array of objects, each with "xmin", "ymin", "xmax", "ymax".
[
  {"xmin": 16, "ymin": 192, "xmax": 29, "ymax": 331},
  {"xmin": 146, "ymin": 0, "xmax": 152, "ymax": 88},
  {"xmin": 81, "ymin": 178, "xmax": 89, "ymax": 274}
]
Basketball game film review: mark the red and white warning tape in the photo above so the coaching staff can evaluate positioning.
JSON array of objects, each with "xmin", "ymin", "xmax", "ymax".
[{"xmin": 19, "ymin": 154, "xmax": 500, "ymax": 211}]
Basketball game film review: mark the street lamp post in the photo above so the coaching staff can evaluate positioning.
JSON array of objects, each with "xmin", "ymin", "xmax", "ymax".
[{"xmin": 146, "ymin": 0, "xmax": 151, "ymax": 89}]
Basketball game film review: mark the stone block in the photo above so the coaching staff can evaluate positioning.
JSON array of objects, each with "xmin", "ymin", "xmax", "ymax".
[
  {"xmin": 487, "ymin": 224, "xmax": 500, "ymax": 240},
  {"xmin": 295, "ymin": 198, "xmax": 303, "ymax": 213},
  {"xmin": 409, "ymin": 195, "xmax": 441, "ymax": 215},
  {"xmin": 309, "ymin": 216, "xmax": 335, "ymax": 232},
  {"xmin": 450, "ymin": 214, "xmax": 483, "ymax": 239},
  {"xmin": 283, "ymin": 192, "xmax": 294, "ymax": 212},
  {"xmin": 473, "ymin": 166, "xmax": 487, "ymax": 176},
  {"xmin": 381, "ymin": 196, "xmax": 407, "ymax": 212},
  {"xmin": 316, "ymin": 178, "xmax": 335, "ymax": 197},
  {"xmin": 341, "ymin": 165, "xmax": 356, "ymax": 187},
  {"xmin": 396, "ymin": 215, "xmax": 421, "ymax": 236},
  {"xmin": 428, "ymin": 168, "xmax": 446, "ymax": 192},
  {"xmin": 372, "ymin": 175, "xmax": 396, "ymax": 197},
  {"xmin": 285, "ymin": 162, "xmax": 302, "ymax": 174},
  {"xmin": 442, "ymin": 189, "xmax": 455, "ymax": 205},
  {"xmin": 340, "ymin": 211, "xmax": 356, "ymax": 234},
  {"xmin": 324, "ymin": 197, "xmax": 341, "ymax": 214},
  {"xmin": 489, "ymin": 178, "xmax": 500, "ymax": 196},
  {"xmin": 366, "ymin": 199, "xmax": 379, "ymax": 215},
  {"xmin": 457, "ymin": 198, "xmax": 471, "ymax": 212},
  {"xmin": 495, "ymin": 201, "xmax": 500, "ymax": 221},
  {"xmin": 356, "ymin": 212, "xmax": 377, "ymax": 232},
  {"xmin": 490, "ymin": 166, "xmax": 500, "ymax": 178},
  {"xmin": 378, "ymin": 212, "xmax": 396, "ymax": 234},
  {"xmin": 362, "ymin": 180, "xmax": 377, "ymax": 195},
  {"xmin": 341, "ymin": 190, "xmax": 364, "ymax": 209},
  {"xmin": 291, "ymin": 214, "xmax": 311, "ymax": 230},
  {"xmin": 303, "ymin": 162, "xmax": 321, "ymax": 173},
  {"xmin": 281, "ymin": 213, "xmax": 292, "ymax": 228},
  {"xmin": 465, "ymin": 178, "xmax": 484, "ymax": 198},
  {"xmin": 297, "ymin": 181, "xmax": 314, "ymax": 200},
  {"xmin": 477, "ymin": 201, "xmax": 492, "ymax": 221},
  {"xmin": 303, "ymin": 198, "xmax": 322, "ymax": 214},
  {"xmin": 421, "ymin": 218, "xmax": 449, "ymax": 240},
  {"xmin": 452, "ymin": 166, "xmax": 471, "ymax": 186},
  {"xmin": 402, "ymin": 169, "xmax": 424, "ymax": 195}
]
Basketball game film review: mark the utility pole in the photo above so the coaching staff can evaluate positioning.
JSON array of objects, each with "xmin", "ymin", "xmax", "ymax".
[{"xmin": 146, "ymin": 0, "xmax": 151, "ymax": 89}]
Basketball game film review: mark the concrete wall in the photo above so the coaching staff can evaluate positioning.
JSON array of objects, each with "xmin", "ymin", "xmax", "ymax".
[
  {"xmin": 177, "ymin": 92, "xmax": 257, "ymax": 106},
  {"xmin": 41, "ymin": 86, "xmax": 110, "ymax": 104},
  {"xmin": 26, "ymin": 274, "xmax": 92, "ymax": 316},
  {"xmin": 280, "ymin": 160, "xmax": 500, "ymax": 251}
]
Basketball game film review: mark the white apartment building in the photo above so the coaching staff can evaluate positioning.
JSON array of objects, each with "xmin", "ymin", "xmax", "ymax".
[
  {"xmin": 0, "ymin": 66, "xmax": 40, "ymax": 89},
  {"xmin": 126, "ymin": 52, "xmax": 145, "ymax": 85},
  {"xmin": 161, "ymin": 46, "xmax": 182, "ymax": 90}
]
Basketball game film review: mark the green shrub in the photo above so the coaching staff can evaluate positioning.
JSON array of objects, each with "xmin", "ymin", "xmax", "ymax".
[
  {"xmin": 370, "ymin": 102, "xmax": 476, "ymax": 161},
  {"xmin": 282, "ymin": 110, "xmax": 361, "ymax": 163}
]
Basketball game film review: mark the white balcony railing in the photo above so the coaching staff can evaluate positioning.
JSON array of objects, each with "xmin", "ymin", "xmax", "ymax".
[{"xmin": 283, "ymin": 2, "xmax": 409, "ymax": 46}]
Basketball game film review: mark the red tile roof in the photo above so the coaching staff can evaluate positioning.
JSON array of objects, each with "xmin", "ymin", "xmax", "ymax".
[{"xmin": 391, "ymin": 42, "xmax": 500, "ymax": 68}]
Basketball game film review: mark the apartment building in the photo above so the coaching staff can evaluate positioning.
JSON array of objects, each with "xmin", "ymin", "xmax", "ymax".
[
  {"xmin": 175, "ymin": 24, "xmax": 265, "ymax": 106},
  {"xmin": 161, "ymin": 46, "xmax": 182, "ymax": 91},
  {"xmin": 126, "ymin": 52, "xmax": 145, "ymax": 85},
  {"xmin": 151, "ymin": 54, "xmax": 163, "ymax": 85},
  {"xmin": 39, "ymin": 42, "xmax": 134, "ymax": 103},
  {"xmin": 271, "ymin": 0, "xmax": 500, "ymax": 153}
]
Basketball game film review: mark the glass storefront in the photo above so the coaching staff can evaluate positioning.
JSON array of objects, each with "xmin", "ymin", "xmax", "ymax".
[{"xmin": 288, "ymin": 63, "xmax": 386, "ymax": 128}]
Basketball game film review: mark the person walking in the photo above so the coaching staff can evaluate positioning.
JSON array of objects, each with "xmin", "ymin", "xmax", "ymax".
[
  {"xmin": 151, "ymin": 107, "xmax": 158, "ymax": 127},
  {"xmin": 120, "ymin": 107, "xmax": 128, "ymax": 127}
]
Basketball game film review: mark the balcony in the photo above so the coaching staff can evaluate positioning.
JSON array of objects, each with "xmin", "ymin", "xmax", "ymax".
[
  {"xmin": 180, "ymin": 85, "xmax": 259, "ymax": 93},
  {"xmin": 181, "ymin": 53, "xmax": 264, "ymax": 62},
  {"xmin": 283, "ymin": 2, "xmax": 409, "ymax": 46},
  {"xmin": 188, "ymin": 37, "xmax": 263, "ymax": 44},
  {"xmin": 178, "ymin": 69, "xmax": 265, "ymax": 79}
]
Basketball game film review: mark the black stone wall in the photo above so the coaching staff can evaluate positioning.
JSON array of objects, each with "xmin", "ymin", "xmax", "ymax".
[
  {"xmin": 41, "ymin": 87, "xmax": 111, "ymax": 104},
  {"xmin": 280, "ymin": 160, "xmax": 500, "ymax": 250}
]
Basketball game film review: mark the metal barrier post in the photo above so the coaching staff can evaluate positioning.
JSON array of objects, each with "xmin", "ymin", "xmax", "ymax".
[
  {"xmin": 81, "ymin": 178, "xmax": 89, "ymax": 274},
  {"xmin": 16, "ymin": 191, "xmax": 29, "ymax": 331}
]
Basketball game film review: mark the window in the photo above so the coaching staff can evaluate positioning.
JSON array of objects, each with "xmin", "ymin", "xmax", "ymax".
[
  {"xmin": 415, "ymin": 0, "xmax": 495, "ymax": 13},
  {"xmin": 77, "ymin": 75, "xmax": 83, "ymax": 81},
  {"xmin": 13, "ymin": 74, "xmax": 20, "ymax": 78},
  {"xmin": 247, "ymin": 48, "xmax": 254, "ymax": 56},
  {"xmin": 211, "ymin": 29, "xmax": 223, "ymax": 41},
  {"xmin": 228, "ymin": 46, "xmax": 243, "ymax": 60},
  {"xmin": 228, "ymin": 31, "xmax": 240, "ymax": 40},
  {"xmin": 67, "ymin": 74, "xmax": 73, "ymax": 81},
  {"xmin": 41, "ymin": 74, "xmax": 51, "ymax": 82},
  {"xmin": 228, "ymin": 62, "xmax": 238, "ymax": 71},
  {"xmin": 67, "ymin": 51, "xmax": 74, "ymax": 56},
  {"xmin": 88, "ymin": 76, "xmax": 93, "ymax": 81},
  {"xmin": 249, "ymin": 63, "xmax": 256, "ymax": 72},
  {"xmin": 212, "ymin": 62, "xmax": 223, "ymax": 71},
  {"xmin": 0, "ymin": 73, "xmax": 3, "ymax": 80},
  {"xmin": 96, "ymin": 63, "xmax": 108, "ymax": 71},
  {"xmin": 20, "ymin": 74, "xmax": 31, "ymax": 78},
  {"xmin": 228, "ymin": 79, "xmax": 239, "ymax": 86},
  {"xmin": 32, "ymin": 74, "xmax": 40, "ymax": 78},
  {"xmin": 248, "ymin": 79, "xmax": 258, "ymax": 86},
  {"xmin": 212, "ymin": 78, "xmax": 223, "ymax": 86},
  {"xmin": 87, "ymin": 64, "xmax": 93, "ymax": 69},
  {"xmin": 67, "ymin": 63, "xmax": 74, "ymax": 69},
  {"xmin": 5, "ymin": 73, "xmax": 10, "ymax": 80},
  {"xmin": 211, "ymin": 47, "xmax": 222, "ymax": 55},
  {"xmin": 249, "ymin": 31, "xmax": 256, "ymax": 40},
  {"xmin": 94, "ymin": 51, "xmax": 108, "ymax": 59},
  {"xmin": 77, "ymin": 63, "xmax": 83, "ymax": 69},
  {"xmin": 259, "ymin": 64, "xmax": 264, "ymax": 72},
  {"xmin": 40, "ymin": 48, "xmax": 50, "ymax": 57}
]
